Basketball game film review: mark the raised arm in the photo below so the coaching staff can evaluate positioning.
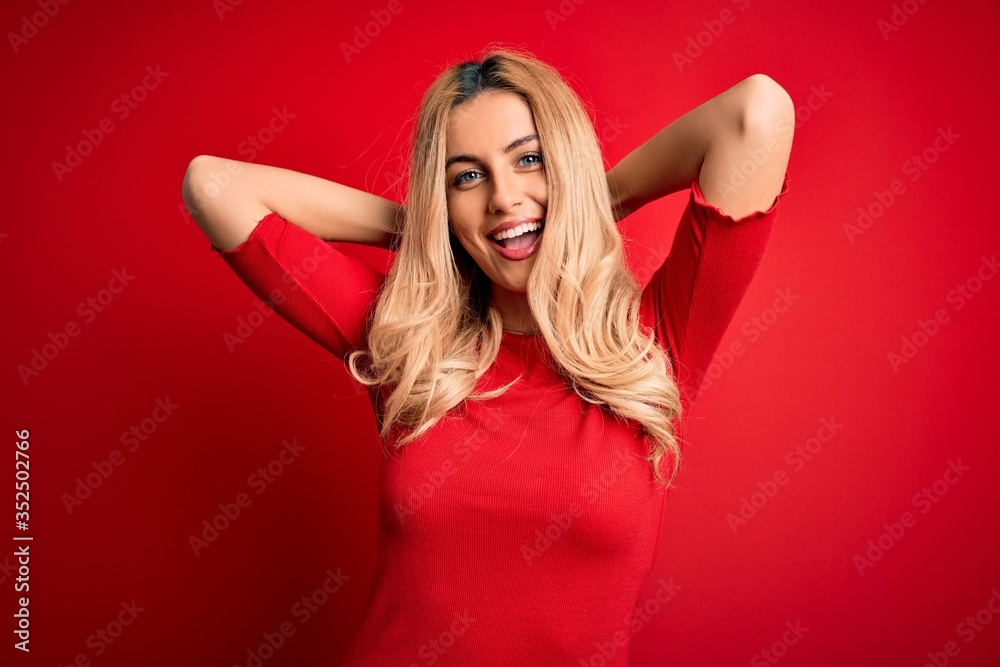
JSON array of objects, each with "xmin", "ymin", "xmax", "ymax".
[
  {"xmin": 606, "ymin": 73, "xmax": 793, "ymax": 221},
  {"xmin": 610, "ymin": 74, "xmax": 794, "ymax": 403},
  {"xmin": 181, "ymin": 155, "xmax": 405, "ymax": 251}
]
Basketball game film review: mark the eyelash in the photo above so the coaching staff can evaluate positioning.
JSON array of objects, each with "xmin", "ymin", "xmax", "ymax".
[{"xmin": 451, "ymin": 152, "xmax": 544, "ymax": 186}]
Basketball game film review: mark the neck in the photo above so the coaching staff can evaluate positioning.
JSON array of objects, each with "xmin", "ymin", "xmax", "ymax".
[{"xmin": 490, "ymin": 283, "xmax": 538, "ymax": 333}]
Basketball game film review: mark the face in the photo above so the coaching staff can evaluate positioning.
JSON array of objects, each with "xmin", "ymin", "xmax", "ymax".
[{"xmin": 445, "ymin": 91, "xmax": 548, "ymax": 294}]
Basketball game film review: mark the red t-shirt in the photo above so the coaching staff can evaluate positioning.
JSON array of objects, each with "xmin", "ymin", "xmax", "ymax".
[{"xmin": 210, "ymin": 172, "xmax": 789, "ymax": 666}]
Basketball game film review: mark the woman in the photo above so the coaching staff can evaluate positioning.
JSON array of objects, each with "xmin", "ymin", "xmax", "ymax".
[{"xmin": 182, "ymin": 46, "xmax": 791, "ymax": 666}]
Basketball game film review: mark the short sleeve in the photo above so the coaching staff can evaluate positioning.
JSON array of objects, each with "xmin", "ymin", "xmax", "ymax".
[
  {"xmin": 640, "ymin": 171, "xmax": 790, "ymax": 405},
  {"xmin": 210, "ymin": 212, "xmax": 387, "ymax": 360}
]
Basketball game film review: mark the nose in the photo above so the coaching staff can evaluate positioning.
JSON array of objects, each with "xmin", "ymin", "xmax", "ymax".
[{"xmin": 489, "ymin": 168, "xmax": 522, "ymax": 215}]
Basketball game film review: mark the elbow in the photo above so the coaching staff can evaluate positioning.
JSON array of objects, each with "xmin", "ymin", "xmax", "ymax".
[
  {"xmin": 181, "ymin": 155, "xmax": 218, "ymax": 215},
  {"xmin": 738, "ymin": 74, "xmax": 795, "ymax": 139},
  {"xmin": 183, "ymin": 154, "xmax": 217, "ymax": 188}
]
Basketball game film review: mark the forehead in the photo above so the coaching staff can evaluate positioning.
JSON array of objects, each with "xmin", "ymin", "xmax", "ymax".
[{"xmin": 446, "ymin": 91, "xmax": 537, "ymax": 152}]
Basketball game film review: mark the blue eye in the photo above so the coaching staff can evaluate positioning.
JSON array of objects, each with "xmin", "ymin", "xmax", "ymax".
[
  {"xmin": 451, "ymin": 152, "xmax": 543, "ymax": 187},
  {"xmin": 454, "ymin": 170, "xmax": 480, "ymax": 185}
]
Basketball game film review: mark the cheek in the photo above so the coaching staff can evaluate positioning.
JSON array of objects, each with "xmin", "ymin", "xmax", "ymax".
[
  {"xmin": 447, "ymin": 202, "xmax": 483, "ymax": 249},
  {"xmin": 448, "ymin": 192, "xmax": 478, "ymax": 217},
  {"xmin": 448, "ymin": 220, "xmax": 482, "ymax": 255},
  {"xmin": 535, "ymin": 177, "xmax": 549, "ymax": 206},
  {"xmin": 459, "ymin": 230, "xmax": 485, "ymax": 255}
]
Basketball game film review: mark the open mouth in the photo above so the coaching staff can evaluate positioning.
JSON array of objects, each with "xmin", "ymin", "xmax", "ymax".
[{"xmin": 489, "ymin": 219, "xmax": 545, "ymax": 250}]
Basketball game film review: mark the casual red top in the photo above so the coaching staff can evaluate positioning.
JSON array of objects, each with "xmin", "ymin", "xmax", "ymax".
[{"xmin": 210, "ymin": 172, "xmax": 789, "ymax": 666}]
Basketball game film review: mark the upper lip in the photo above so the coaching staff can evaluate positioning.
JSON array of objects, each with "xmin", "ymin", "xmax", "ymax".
[{"xmin": 486, "ymin": 217, "xmax": 544, "ymax": 237}]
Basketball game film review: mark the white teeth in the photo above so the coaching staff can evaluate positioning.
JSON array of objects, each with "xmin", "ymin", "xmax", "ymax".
[{"xmin": 491, "ymin": 220, "xmax": 543, "ymax": 241}]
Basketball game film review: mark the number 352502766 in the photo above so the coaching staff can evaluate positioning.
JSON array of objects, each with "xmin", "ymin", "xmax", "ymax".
[{"xmin": 16, "ymin": 429, "xmax": 30, "ymax": 530}]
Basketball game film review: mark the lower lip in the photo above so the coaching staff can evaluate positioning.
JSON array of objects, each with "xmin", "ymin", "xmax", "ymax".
[{"xmin": 488, "ymin": 227, "xmax": 544, "ymax": 261}]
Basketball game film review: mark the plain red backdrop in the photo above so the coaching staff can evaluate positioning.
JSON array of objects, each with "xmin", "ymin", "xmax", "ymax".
[{"xmin": 3, "ymin": 0, "xmax": 999, "ymax": 665}]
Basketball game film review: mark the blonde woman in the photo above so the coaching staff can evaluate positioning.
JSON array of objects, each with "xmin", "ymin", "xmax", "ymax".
[{"xmin": 182, "ymin": 46, "xmax": 791, "ymax": 666}]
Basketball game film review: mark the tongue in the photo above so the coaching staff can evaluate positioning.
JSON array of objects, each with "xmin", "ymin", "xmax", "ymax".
[{"xmin": 502, "ymin": 230, "xmax": 539, "ymax": 250}]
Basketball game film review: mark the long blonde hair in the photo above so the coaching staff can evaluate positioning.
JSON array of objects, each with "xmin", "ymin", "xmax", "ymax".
[{"xmin": 346, "ymin": 45, "xmax": 684, "ymax": 487}]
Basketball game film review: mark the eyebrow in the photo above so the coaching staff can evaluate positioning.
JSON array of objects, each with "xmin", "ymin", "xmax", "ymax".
[{"xmin": 445, "ymin": 134, "xmax": 540, "ymax": 169}]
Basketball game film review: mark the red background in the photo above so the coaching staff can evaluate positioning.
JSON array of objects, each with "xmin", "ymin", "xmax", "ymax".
[{"xmin": 4, "ymin": 0, "xmax": 999, "ymax": 665}]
